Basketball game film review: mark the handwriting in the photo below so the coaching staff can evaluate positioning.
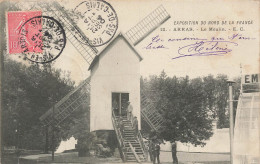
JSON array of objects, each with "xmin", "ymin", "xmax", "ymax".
[
  {"xmin": 152, "ymin": 35, "xmax": 163, "ymax": 42},
  {"xmin": 144, "ymin": 43, "xmax": 168, "ymax": 49},
  {"xmin": 173, "ymin": 41, "xmax": 238, "ymax": 59},
  {"xmin": 168, "ymin": 37, "xmax": 207, "ymax": 42},
  {"xmin": 144, "ymin": 34, "xmax": 253, "ymax": 59},
  {"xmin": 228, "ymin": 33, "xmax": 256, "ymax": 40},
  {"xmin": 143, "ymin": 35, "xmax": 168, "ymax": 49},
  {"xmin": 211, "ymin": 37, "xmax": 224, "ymax": 41}
]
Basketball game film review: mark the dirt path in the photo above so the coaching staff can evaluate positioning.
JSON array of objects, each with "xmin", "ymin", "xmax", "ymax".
[{"xmin": 17, "ymin": 151, "xmax": 230, "ymax": 164}]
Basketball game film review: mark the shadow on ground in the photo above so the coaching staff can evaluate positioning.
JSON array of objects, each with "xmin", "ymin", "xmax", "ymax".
[{"xmin": 2, "ymin": 151, "xmax": 230, "ymax": 164}]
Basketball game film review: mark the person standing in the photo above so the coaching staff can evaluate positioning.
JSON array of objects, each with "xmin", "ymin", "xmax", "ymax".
[
  {"xmin": 133, "ymin": 116, "xmax": 138, "ymax": 136},
  {"xmin": 127, "ymin": 101, "xmax": 133, "ymax": 120},
  {"xmin": 144, "ymin": 141, "xmax": 149, "ymax": 162},
  {"xmin": 148, "ymin": 140, "xmax": 154, "ymax": 162},
  {"xmin": 153, "ymin": 141, "xmax": 160, "ymax": 164},
  {"xmin": 171, "ymin": 141, "xmax": 178, "ymax": 164},
  {"xmin": 119, "ymin": 118, "xmax": 124, "ymax": 135},
  {"xmin": 112, "ymin": 99, "xmax": 119, "ymax": 116}
]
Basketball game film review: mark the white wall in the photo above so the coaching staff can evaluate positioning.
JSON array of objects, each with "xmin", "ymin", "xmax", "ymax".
[
  {"xmin": 160, "ymin": 122, "xmax": 230, "ymax": 153},
  {"xmin": 233, "ymin": 93, "xmax": 259, "ymax": 164},
  {"xmin": 90, "ymin": 35, "xmax": 141, "ymax": 132},
  {"xmin": 55, "ymin": 137, "xmax": 77, "ymax": 153},
  {"xmin": 176, "ymin": 128, "xmax": 230, "ymax": 153}
]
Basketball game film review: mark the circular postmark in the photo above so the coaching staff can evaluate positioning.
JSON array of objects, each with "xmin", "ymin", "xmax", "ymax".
[
  {"xmin": 19, "ymin": 16, "xmax": 66, "ymax": 64},
  {"xmin": 74, "ymin": 0, "xmax": 118, "ymax": 47}
]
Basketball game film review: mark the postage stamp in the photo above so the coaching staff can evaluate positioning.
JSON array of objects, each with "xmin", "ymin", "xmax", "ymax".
[
  {"xmin": 19, "ymin": 16, "xmax": 66, "ymax": 63},
  {"xmin": 74, "ymin": 0, "xmax": 118, "ymax": 47},
  {"xmin": 7, "ymin": 11, "xmax": 66, "ymax": 63},
  {"xmin": 7, "ymin": 11, "xmax": 42, "ymax": 54}
]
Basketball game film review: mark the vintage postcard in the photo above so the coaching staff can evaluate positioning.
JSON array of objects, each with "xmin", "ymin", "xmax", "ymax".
[{"xmin": 0, "ymin": 0, "xmax": 259, "ymax": 163}]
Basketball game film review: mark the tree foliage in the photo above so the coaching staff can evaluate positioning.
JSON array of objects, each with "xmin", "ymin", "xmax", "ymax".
[
  {"xmin": 141, "ymin": 71, "xmax": 240, "ymax": 146},
  {"xmin": 2, "ymin": 58, "xmax": 75, "ymax": 150}
]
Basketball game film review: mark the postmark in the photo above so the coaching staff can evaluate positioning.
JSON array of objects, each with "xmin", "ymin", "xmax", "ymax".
[
  {"xmin": 19, "ymin": 16, "xmax": 66, "ymax": 63},
  {"xmin": 74, "ymin": 0, "xmax": 118, "ymax": 47},
  {"xmin": 7, "ymin": 11, "xmax": 42, "ymax": 54}
]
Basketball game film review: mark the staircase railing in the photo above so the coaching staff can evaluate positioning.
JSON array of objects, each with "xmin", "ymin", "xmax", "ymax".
[
  {"xmin": 129, "ymin": 112, "xmax": 147, "ymax": 161},
  {"xmin": 128, "ymin": 142, "xmax": 141, "ymax": 163},
  {"xmin": 137, "ymin": 131, "xmax": 147, "ymax": 161},
  {"xmin": 111, "ymin": 111, "xmax": 126, "ymax": 162}
]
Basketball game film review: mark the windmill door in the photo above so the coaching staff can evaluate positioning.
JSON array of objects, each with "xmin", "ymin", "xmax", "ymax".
[{"xmin": 112, "ymin": 93, "xmax": 129, "ymax": 117}]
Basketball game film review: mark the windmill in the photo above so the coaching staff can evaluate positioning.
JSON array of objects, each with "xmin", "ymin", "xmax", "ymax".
[{"xmin": 39, "ymin": 1, "xmax": 170, "ymax": 162}]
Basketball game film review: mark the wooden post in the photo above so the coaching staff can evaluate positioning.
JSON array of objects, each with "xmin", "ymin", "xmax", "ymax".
[
  {"xmin": 129, "ymin": 142, "xmax": 140, "ymax": 163},
  {"xmin": 0, "ymin": 1, "xmax": 7, "ymax": 159},
  {"xmin": 44, "ymin": 126, "xmax": 49, "ymax": 153},
  {"xmin": 119, "ymin": 93, "xmax": 121, "ymax": 116},
  {"xmin": 52, "ymin": 106, "xmax": 55, "ymax": 161},
  {"xmin": 227, "ymin": 80, "xmax": 235, "ymax": 164}
]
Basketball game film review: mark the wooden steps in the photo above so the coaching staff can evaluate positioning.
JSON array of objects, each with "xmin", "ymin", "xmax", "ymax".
[{"xmin": 112, "ymin": 113, "xmax": 147, "ymax": 162}]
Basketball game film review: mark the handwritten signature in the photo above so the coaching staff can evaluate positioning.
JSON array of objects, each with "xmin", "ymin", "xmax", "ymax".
[
  {"xmin": 174, "ymin": 41, "xmax": 238, "ymax": 59},
  {"xmin": 143, "ymin": 34, "xmax": 253, "ymax": 60}
]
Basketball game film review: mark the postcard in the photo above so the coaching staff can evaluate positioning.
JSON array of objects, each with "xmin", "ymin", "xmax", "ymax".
[{"xmin": 0, "ymin": 0, "xmax": 259, "ymax": 163}]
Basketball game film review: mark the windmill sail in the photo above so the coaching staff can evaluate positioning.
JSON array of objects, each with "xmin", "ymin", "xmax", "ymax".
[
  {"xmin": 141, "ymin": 92, "xmax": 165, "ymax": 132},
  {"xmin": 38, "ymin": 1, "xmax": 98, "ymax": 126},
  {"xmin": 125, "ymin": 5, "xmax": 170, "ymax": 46},
  {"xmin": 40, "ymin": 78, "xmax": 90, "ymax": 126},
  {"xmin": 125, "ymin": 5, "xmax": 170, "ymax": 131},
  {"xmin": 38, "ymin": 1, "xmax": 98, "ymax": 65}
]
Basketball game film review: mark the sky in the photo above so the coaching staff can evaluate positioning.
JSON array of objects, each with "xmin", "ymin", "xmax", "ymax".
[{"xmin": 9, "ymin": 0, "xmax": 259, "ymax": 85}]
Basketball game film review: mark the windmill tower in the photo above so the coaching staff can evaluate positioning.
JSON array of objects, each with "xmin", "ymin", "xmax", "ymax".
[
  {"xmin": 88, "ymin": 33, "xmax": 143, "ymax": 132},
  {"xmin": 39, "ymin": 2, "xmax": 170, "ymax": 162}
]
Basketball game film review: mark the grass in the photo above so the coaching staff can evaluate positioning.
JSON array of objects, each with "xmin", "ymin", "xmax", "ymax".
[
  {"xmin": 163, "ymin": 162, "xmax": 229, "ymax": 164},
  {"xmin": 2, "ymin": 151, "xmax": 230, "ymax": 164},
  {"xmin": 37, "ymin": 152, "xmax": 122, "ymax": 163},
  {"xmin": 2, "ymin": 154, "xmax": 37, "ymax": 164},
  {"xmin": 33, "ymin": 152, "xmax": 230, "ymax": 164}
]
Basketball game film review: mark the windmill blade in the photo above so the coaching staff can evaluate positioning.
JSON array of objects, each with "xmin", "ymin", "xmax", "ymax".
[
  {"xmin": 125, "ymin": 5, "xmax": 170, "ymax": 46},
  {"xmin": 38, "ymin": 1, "xmax": 98, "ymax": 126},
  {"xmin": 141, "ymin": 92, "xmax": 165, "ymax": 132},
  {"xmin": 125, "ymin": 5, "xmax": 170, "ymax": 132},
  {"xmin": 38, "ymin": 1, "xmax": 98, "ymax": 65},
  {"xmin": 40, "ymin": 78, "xmax": 90, "ymax": 127}
]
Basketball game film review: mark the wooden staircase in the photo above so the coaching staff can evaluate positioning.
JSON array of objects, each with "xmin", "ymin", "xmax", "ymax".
[{"xmin": 112, "ymin": 113, "xmax": 147, "ymax": 163}]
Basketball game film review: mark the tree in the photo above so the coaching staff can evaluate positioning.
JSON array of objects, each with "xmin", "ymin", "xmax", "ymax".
[
  {"xmin": 202, "ymin": 75, "xmax": 217, "ymax": 118},
  {"xmin": 160, "ymin": 76, "xmax": 213, "ymax": 146},
  {"xmin": 214, "ymin": 75, "xmax": 229, "ymax": 128},
  {"xmin": 3, "ymin": 57, "xmax": 108, "ymax": 157},
  {"xmin": 141, "ymin": 71, "xmax": 239, "ymax": 146},
  {"xmin": 141, "ymin": 72, "xmax": 213, "ymax": 146},
  {"xmin": 141, "ymin": 71, "xmax": 242, "ymax": 146},
  {"xmin": 56, "ymin": 91, "xmax": 97, "ymax": 157},
  {"xmin": 2, "ymin": 58, "xmax": 75, "ymax": 150},
  {"xmin": 2, "ymin": 1, "xmax": 93, "ymax": 154}
]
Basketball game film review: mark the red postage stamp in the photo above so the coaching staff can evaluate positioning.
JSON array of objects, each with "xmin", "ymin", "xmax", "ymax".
[{"xmin": 7, "ymin": 11, "xmax": 42, "ymax": 54}]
